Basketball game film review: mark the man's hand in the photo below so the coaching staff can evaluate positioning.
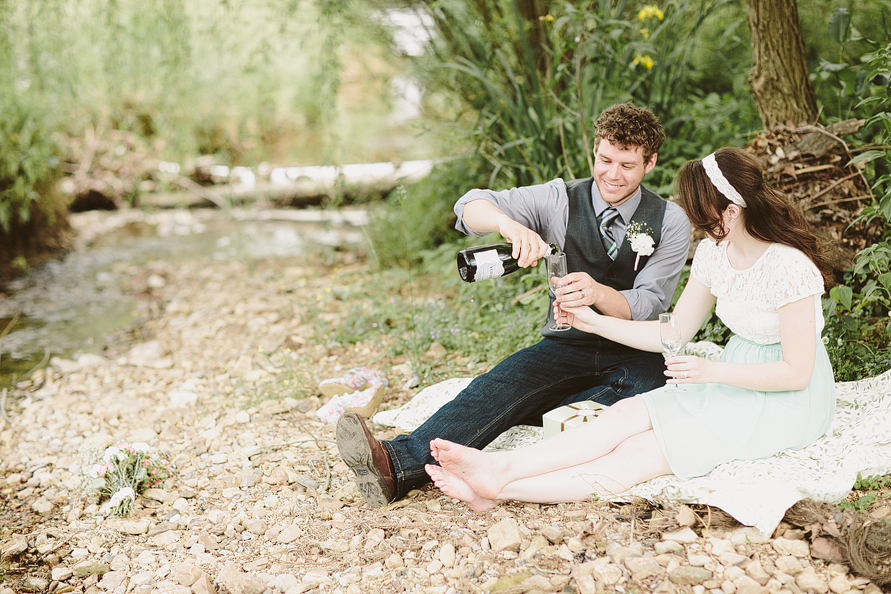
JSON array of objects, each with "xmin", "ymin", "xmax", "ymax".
[
  {"xmin": 497, "ymin": 218, "xmax": 551, "ymax": 268},
  {"xmin": 552, "ymin": 272, "xmax": 604, "ymax": 307},
  {"xmin": 461, "ymin": 199, "xmax": 551, "ymax": 269},
  {"xmin": 551, "ymin": 271, "xmax": 632, "ymax": 319}
]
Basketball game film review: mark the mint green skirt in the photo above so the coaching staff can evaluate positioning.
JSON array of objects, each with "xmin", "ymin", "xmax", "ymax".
[{"xmin": 640, "ymin": 336, "xmax": 836, "ymax": 480}]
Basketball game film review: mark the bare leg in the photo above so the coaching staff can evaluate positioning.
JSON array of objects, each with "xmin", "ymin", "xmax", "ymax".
[
  {"xmin": 432, "ymin": 396, "xmax": 653, "ymax": 499},
  {"xmin": 425, "ymin": 464, "xmax": 498, "ymax": 512},
  {"xmin": 495, "ymin": 431, "xmax": 671, "ymax": 503}
]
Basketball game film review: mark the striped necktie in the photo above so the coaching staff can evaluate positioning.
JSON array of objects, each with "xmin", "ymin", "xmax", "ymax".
[{"xmin": 600, "ymin": 207, "xmax": 620, "ymax": 260}]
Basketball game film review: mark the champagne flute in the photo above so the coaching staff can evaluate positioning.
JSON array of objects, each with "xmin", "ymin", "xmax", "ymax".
[
  {"xmin": 659, "ymin": 312, "xmax": 685, "ymax": 392},
  {"xmin": 548, "ymin": 252, "xmax": 570, "ymax": 331}
]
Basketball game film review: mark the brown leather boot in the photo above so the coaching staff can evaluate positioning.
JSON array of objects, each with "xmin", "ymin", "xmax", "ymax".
[{"xmin": 335, "ymin": 412, "xmax": 396, "ymax": 508}]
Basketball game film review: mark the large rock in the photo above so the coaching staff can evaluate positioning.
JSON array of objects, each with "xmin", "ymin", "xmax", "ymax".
[
  {"xmin": 488, "ymin": 518, "xmax": 523, "ymax": 553},
  {"xmin": 668, "ymin": 566, "xmax": 712, "ymax": 585},
  {"xmin": 215, "ymin": 564, "xmax": 266, "ymax": 594},
  {"xmin": 795, "ymin": 567, "xmax": 829, "ymax": 594},
  {"xmin": 663, "ymin": 528, "xmax": 698, "ymax": 544},
  {"xmin": 72, "ymin": 560, "xmax": 110, "ymax": 577},
  {"xmin": 772, "ymin": 538, "xmax": 810, "ymax": 558},
  {"xmin": 1, "ymin": 535, "xmax": 29, "ymax": 561}
]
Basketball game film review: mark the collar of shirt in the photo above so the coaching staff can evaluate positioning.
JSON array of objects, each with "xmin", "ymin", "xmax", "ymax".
[{"xmin": 590, "ymin": 181, "xmax": 642, "ymax": 226}]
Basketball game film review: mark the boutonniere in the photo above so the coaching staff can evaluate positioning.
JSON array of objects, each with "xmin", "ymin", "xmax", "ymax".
[{"xmin": 626, "ymin": 221, "xmax": 654, "ymax": 271}]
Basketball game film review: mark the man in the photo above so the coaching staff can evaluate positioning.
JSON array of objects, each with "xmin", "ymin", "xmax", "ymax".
[{"xmin": 337, "ymin": 102, "xmax": 691, "ymax": 508}]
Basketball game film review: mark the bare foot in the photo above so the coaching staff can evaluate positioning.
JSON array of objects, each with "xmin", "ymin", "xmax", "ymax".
[
  {"xmin": 425, "ymin": 464, "xmax": 498, "ymax": 512},
  {"xmin": 429, "ymin": 438, "xmax": 508, "ymax": 500}
]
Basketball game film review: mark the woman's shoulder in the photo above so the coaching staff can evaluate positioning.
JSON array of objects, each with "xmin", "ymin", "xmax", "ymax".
[
  {"xmin": 767, "ymin": 243, "xmax": 817, "ymax": 268},
  {"xmin": 694, "ymin": 237, "xmax": 720, "ymax": 255},
  {"xmin": 765, "ymin": 243, "xmax": 824, "ymax": 296}
]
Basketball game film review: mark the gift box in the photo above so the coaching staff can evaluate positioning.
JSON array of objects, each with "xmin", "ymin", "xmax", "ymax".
[{"xmin": 542, "ymin": 401, "xmax": 606, "ymax": 439}]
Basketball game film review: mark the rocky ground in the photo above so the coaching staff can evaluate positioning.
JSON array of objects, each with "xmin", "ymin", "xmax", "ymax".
[{"xmin": 1, "ymin": 210, "xmax": 889, "ymax": 594}]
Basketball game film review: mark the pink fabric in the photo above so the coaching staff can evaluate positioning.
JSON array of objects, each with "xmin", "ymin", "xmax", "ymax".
[{"xmin": 315, "ymin": 368, "xmax": 388, "ymax": 424}]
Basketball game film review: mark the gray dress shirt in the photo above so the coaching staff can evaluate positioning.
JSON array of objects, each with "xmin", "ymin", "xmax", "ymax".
[{"xmin": 454, "ymin": 178, "xmax": 691, "ymax": 320}]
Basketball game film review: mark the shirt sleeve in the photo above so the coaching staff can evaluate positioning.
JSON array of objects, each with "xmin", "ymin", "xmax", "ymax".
[
  {"xmin": 453, "ymin": 178, "xmax": 568, "ymax": 246},
  {"xmin": 690, "ymin": 238, "xmax": 716, "ymax": 288},
  {"xmin": 620, "ymin": 200, "xmax": 692, "ymax": 320},
  {"xmin": 771, "ymin": 246, "xmax": 824, "ymax": 308}
]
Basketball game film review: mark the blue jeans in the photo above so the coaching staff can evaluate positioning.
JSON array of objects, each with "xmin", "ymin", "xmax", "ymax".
[{"xmin": 382, "ymin": 337, "xmax": 666, "ymax": 499}]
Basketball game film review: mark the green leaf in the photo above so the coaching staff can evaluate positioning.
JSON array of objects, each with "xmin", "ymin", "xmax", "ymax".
[
  {"xmin": 818, "ymin": 59, "xmax": 847, "ymax": 73},
  {"xmin": 831, "ymin": 285, "xmax": 854, "ymax": 311},
  {"xmin": 828, "ymin": 8, "xmax": 852, "ymax": 44},
  {"xmin": 846, "ymin": 150, "xmax": 886, "ymax": 167},
  {"xmin": 842, "ymin": 316, "xmax": 860, "ymax": 332}
]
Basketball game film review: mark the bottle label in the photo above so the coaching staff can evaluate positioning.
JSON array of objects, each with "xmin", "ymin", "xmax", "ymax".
[{"xmin": 474, "ymin": 249, "xmax": 504, "ymax": 281}]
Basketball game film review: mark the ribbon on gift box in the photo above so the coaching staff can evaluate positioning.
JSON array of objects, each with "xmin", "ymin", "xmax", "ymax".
[
  {"xmin": 559, "ymin": 403, "xmax": 602, "ymax": 430},
  {"xmin": 542, "ymin": 401, "xmax": 606, "ymax": 438}
]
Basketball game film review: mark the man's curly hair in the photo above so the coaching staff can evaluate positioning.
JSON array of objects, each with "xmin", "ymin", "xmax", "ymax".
[{"xmin": 594, "ymin": 102, "xmax": 665, "ymax": 161}]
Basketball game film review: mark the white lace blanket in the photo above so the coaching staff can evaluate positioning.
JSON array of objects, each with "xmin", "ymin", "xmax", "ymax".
[{"xmin": 372, "ymin": 342, "xmax": 891, "ymax": 534}]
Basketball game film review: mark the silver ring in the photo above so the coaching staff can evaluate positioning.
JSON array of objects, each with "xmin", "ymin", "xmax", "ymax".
[
  {"xmin": 682, "ymin": 371, "xmax": 687, "ymax": 379},
  {"xmin": 581, "ymin": 291, "xmax": 585, "ymax": 299}
]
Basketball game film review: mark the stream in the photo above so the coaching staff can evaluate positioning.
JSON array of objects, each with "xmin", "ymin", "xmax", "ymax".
[{"xmin": 0, "ymin": 206, "xmax": 368, "ymax": 389}]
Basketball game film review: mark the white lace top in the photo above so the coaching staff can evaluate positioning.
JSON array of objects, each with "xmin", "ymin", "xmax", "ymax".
[{"xmin": 691, "ymin": 239, "xmax": 825, "ymax": 344}]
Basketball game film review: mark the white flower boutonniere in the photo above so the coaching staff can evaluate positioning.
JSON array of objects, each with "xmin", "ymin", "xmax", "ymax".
[{"xmin": 626, "ymin": 221, "xmax": 655, "ymax": 271}]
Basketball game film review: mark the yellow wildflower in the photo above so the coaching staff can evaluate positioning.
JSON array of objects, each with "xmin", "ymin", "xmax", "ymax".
[
  {"xmin": 539, "ymin": 13, "xmax": 554, "ymax": 22},
  {"xmin": 632, "ymin": 55, "xmax": 655, "ymax": 69},
  {"xmin": 638, "ymin": 5, "xmax": 664, "ymax": 21},
  {"xmin": 640, "ymin": 27, "xmax": 649, "ymax": 40}
]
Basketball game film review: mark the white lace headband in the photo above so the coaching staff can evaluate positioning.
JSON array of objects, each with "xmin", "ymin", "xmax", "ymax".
[{"xmin": 702, "ymin": 153, "xmax": 747, "ymax": 207}]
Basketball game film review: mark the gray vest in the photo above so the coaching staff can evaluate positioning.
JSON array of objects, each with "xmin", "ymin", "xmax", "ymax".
[{"xmin": 541, "ymin": 178, "xmax": 667, "ymax": 342}]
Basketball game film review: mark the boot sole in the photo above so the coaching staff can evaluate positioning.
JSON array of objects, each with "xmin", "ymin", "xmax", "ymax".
[{"xmin": 335, "ymin": 413, "xmax": 392, "ymax": 508}]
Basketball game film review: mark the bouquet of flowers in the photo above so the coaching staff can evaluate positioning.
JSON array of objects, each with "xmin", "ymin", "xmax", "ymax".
[{"xmin": 88, "ymin": 442, "xmax": 172, "ymax": 516}]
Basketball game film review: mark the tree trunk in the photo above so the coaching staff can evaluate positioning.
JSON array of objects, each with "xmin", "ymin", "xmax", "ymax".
[{"xmin": 744, "ymin": 0, "xmax": 818, "ymax": 129}]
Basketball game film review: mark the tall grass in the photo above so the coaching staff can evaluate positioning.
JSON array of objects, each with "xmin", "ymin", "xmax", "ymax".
[{"xmin": 0, "ymin": 0, "xmax": 407, "ymax": 165}]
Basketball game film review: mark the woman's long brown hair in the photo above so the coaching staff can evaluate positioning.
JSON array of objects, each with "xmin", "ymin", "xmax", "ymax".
[{"xmin": 678, "ymin": 147, "xmax": 833, "ymax": 286}]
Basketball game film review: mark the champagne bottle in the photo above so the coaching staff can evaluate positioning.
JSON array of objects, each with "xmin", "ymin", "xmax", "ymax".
[{"xmin": 457, "ymin": 243, "xmax": 559, "ymax": 282}]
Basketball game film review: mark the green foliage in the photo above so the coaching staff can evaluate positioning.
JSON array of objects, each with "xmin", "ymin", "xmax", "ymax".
[
  {"xmin": 838, "ymin": 492, "xmax": 878, "ymax": 513},
  {"xmin": 366, "ymin": 159, "xmax": 488, "ymax": 268},
  {"xmin": 380, "ymin": 0, "xmax": 760, "ymax": 265},
  {"xmin": 854, "ymin": 473, "xmax": 891, "ymax": 491},
  {"xmin": 0, "ymin": 0, "xmax": 402, "ymax": 166},
  {"xmin": 802, "ymin": 0, "xmax": 891, "ymax": 122},
  {"xmin": 414, "ymin": 0, "xmax": 743, "ymax": 192},
  {"xmin": 821, "ymin": 41, "xmax": 891, "ymax": 382},
  {"xmin": 0, "ymin": 90, "xmax": 60, "ymax": 233},
  {"xmin": 838, "ymin": 473, "xmax": 891, "ymax": 513}
]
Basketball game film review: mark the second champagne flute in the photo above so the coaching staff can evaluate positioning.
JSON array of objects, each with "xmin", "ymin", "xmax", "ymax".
[
  {"xmin": 548, "ymin": 252, "xmax": 570, "ymax": 331},
  {"xmin": 659, "ymin": 312, "xmax": 685, "ymax": 392}
]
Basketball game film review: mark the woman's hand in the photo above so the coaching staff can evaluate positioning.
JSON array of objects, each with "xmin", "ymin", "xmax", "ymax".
[
  {"xmin": 664, "ymin": 355, "xmax": 714, "ymax": 385},
  {"xmin": 554, "ymin": 302, "xmax": 602, "ymax": 334}
]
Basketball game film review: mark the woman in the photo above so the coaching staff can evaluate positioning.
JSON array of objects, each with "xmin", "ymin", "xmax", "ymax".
[{"xmin": 425, "ymin": 147, "xmax": 836, "ymax": 511}]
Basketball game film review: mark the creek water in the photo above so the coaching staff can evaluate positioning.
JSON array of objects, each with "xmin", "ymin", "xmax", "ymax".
[{"xmin": 0, "ymin": 207, "xmax": 368, "ymax": 389}]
